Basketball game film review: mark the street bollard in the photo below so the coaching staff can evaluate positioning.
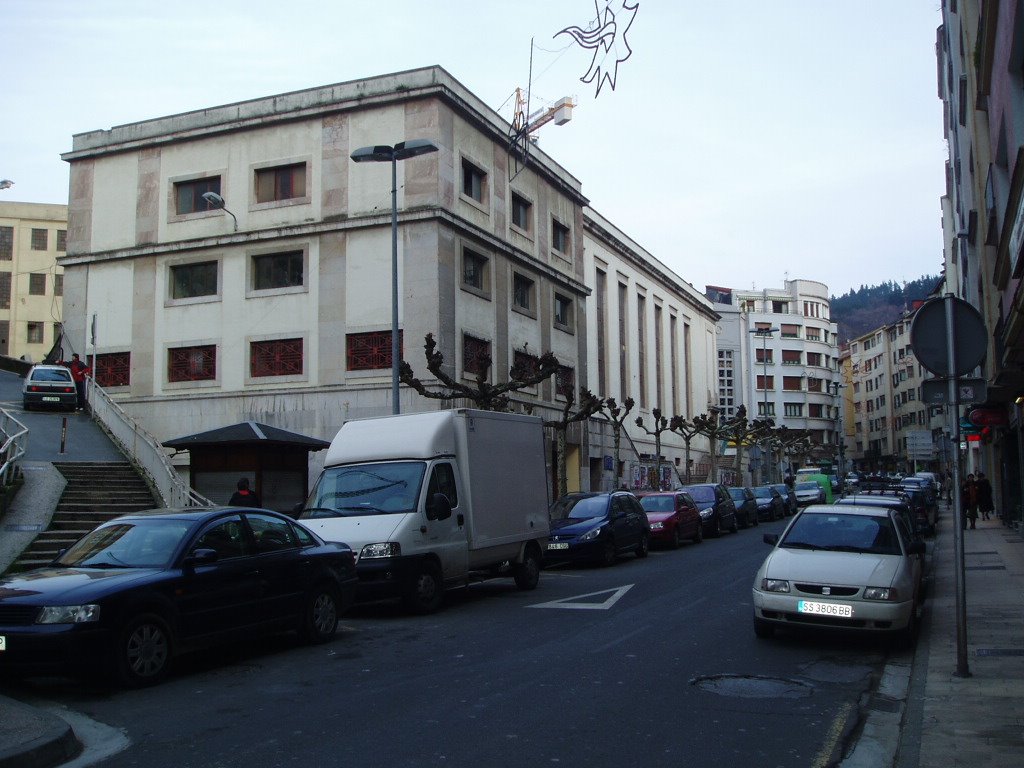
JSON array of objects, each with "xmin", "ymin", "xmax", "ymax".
[{"xmin": 60, "ymin": 417, "xmax": 67, "ymax": 454}]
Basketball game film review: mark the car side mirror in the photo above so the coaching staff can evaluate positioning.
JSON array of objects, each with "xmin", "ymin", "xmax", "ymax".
[
  {"xmin": 763, "ymin": 533, "xmax": 779, "ymax": 545},
  {"xmin": 185, "ymin": 548, "xmax": 219, "ymax": 566},
  {"xmin": 907, "ymin": 540, "xmax": 926, "ymax": 555},
  {"xmin": 425, "ymin": 493, "xmax": 452, "ymax": 521}
]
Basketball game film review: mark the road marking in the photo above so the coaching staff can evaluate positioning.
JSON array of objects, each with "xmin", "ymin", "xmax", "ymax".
[
  {"xmin": 527, "ymin": 585, "xmax": 633, "ymax": 610},
  {"xmin": 812, "ymin": 701, "xmax": 853, "ymax": 768}
]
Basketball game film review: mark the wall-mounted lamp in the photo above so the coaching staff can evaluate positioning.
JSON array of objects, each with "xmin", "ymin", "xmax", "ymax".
[{"xmin": 201, "ymin": 191, "xmax": 238, "ymax": 231}]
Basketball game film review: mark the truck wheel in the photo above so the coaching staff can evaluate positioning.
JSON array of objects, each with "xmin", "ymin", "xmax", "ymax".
[
  {"xmin": 402, "ymin": 563, "xmax": 443, "ymax": 614},
  {"xmin": 513, "ymin": 546, "xmax": 541, "ymax": 590},
  {"xmin": 299, "ymin": 584, "xmax": 340, "ymax": 643}
]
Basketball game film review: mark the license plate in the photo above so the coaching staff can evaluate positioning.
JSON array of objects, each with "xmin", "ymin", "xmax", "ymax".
[
  {"xmin": 798, "ymin": 600, "xmax": 853, "ymax": 618},
  {"xmin": 547, "ymin": 542, "xmax": 569, "ymax": 550},
  {"xmin": 42, "ymin": 396, "xmax": 60, "ymax": 402},
  {"xmin": 0, "ymin": 635, "xmax": 5, "ymax": 651}
]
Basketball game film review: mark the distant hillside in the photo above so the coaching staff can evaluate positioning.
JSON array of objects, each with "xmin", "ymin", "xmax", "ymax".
[{"xmin": 831, "ymin": 276, "xmax": 940, "ymax": 345}]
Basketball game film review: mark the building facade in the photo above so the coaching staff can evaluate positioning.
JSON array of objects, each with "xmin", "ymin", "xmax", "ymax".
[{"xmin": 0, "ymin": 201, "xmax": 67, "ymax": 360}]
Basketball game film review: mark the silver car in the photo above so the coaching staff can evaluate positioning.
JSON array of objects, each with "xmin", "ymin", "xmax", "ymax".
[
  {"xmin": 22, "ymin": 364, "xmax": 77, "ymax": 411},
  {"xmin": 752, "ymin": 504, "xmax": 924, "ymax": 644},
  {"xmin": 794, "ymin": 480, "xmax": 825, "ymax": 506}
]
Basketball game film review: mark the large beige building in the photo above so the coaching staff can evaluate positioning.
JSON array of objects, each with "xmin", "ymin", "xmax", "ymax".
[{"xmin": 0, "ymin": 201, "xmax": 66, "ymax": 360}]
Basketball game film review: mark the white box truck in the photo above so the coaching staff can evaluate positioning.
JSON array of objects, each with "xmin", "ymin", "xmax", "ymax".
[{"xmin": 299, "ymin": 409, "xmax": 550, "ymax": 613}]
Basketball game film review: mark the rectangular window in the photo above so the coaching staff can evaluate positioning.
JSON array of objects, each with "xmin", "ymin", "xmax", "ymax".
[
  {"xmin": 513, "ymin": 350, "xmax": 541, "ymax": 380},
  {"xmin": 808, "ymin": 403, "xmax": 824, "ymax": 418},
  {"xmin": 637, "ymin": 294, "xmax": 647, "ymax": 409},
  {"xmin": 26, "ymin": 322, "xmax": 43, "ymax": 344},
  {"xmin": 0, "ymin": 271, "xmax": 10, "ymax": 309},
  {"xmin": 174, "ymin": 176, "xmax": 221, "ymax": 215},
  {"xmin": 170, "ymin": 261, "xmax": 218, "ymax": 300},
  {"xmin": 619, "ymin": 283, "xmax": 629, "ymax": 402},
  {"xmin": 56, "ymin": 229, "xmax": 67, "ymax": 252},
  {"xmin": 251, "ymin": 338, "xmax": 303, "ymax": 377},
  {"xmin": 513, "ymin": 273, "xmax": 534, "ymax": 312},
  {"xmin": 95, "ymin": 351, "xmax": 130, "ymax": 387},
  {"xmin": 782, "ymin": 376, "xmax": 802, "ymax": 391},
  {"xmin": 654, "ymin": 305, "xmax": 663, "ymax": 410},
  {"xmin": 781, "ymin": 349, "xmax": 801, "ymax": 365},
  {"xmin": 168, "ymin": 345, "xmax": 216, "ymax": 382},
  {"xmin": 253, "ymin": 250, "xmax": 303, "ymax": 290},
  {"xmin": 462, "ymin": 248, "xmax": 488, "ymax": 291},
  {"xmin": 807, "ymin": 377, "xmax": 823, "ymax": 392},
  {"xmin": 552, "ymin": 220, "xmax": 571, "ymax": 255},
  {"xmin": 780, "ymin": 324, "xmax": 800, "ymax": 338},
  {"xmin": 755, "ymin": 348, "xmax": 773, "ymax": 364},
  {"xmin": 772, "ymin": 300, "xmax": 788, "ymax": 314},
  {"xmin": 31, "ymin": 229, "xmax": 48, "ymax": 250},
  {"xmin": 596, "ymin": 269, "xmax": 608, "ymax": 396},
  {"xmin": 756, "ymin": 375, "xmax": 775, "ymax": 390},
  {"xmin": 347, "ymin": 330, "xmax": 402, "ymax": 371},
  {"xmin": 463, "ymin": 334, "xmax": 491, "ymax": 378},
  {"xmin": 757, "ymin": 402, "xmax": 776, "ymax": 417},
  {"xmin": 461, "ymin": 158, "xmax": 486, "ymax": 203},
  {"xmin": 784, "ymin": 403, "xmax": 803, "ymax": 417},
  {"xmin": 256, "ymin": 163, "xmax": 306, "ymax": 203},
  {"xmin": 0, "ymin": 226, "xmax": 12, "ymax": 260},
  {"xmin": 28, "ymin": 273, "xmax": 46, "ymax": 295},
  {"xmin": 670, "ymin": 314, "xmax": 679, "ymax": 415},
  {"xmin": 554, "ymin": 292, "xmax": 573, "ymax": 330},
  {"xmin": 806, "ymin": 352, "xmax": 822, "ymax": 366},
  {"xmin": 805, "ymin": 327, "xmax": 820, "ymax": 341},
  {"xmin": 511, "ymin": 193, "xmax": 531, "ymax": 232}
]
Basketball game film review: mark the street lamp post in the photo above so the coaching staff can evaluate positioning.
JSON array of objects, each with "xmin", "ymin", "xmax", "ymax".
[
  {"xmin": 829, "ymin": 381, "xmax": 846, "ymax": 496},
  {"xmin": 750, "ymin": 327, "xmax": 779, "ymax": 483},
  {"xmin": 350, "ymin": 139, "xmax": 439, "ymax": 415}
]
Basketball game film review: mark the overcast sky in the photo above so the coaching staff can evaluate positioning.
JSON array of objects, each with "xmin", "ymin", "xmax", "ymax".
[{"xmin": 1, "ymin": 0, "xmax": 946, "ymax": 298}]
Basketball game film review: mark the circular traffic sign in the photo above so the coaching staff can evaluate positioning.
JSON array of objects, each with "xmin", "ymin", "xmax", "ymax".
[{"xmin": 910, "ymin": 296, "xmax": 987, "ymax": 377}]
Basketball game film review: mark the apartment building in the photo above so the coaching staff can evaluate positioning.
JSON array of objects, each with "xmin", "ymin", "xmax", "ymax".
[
  {"xmin": 58, "ymin": 67, "xmax": 591, "ymax": 490},
  {"xmin": 0, "ymin": 201, "xmax": 66, "ymax": 360}
]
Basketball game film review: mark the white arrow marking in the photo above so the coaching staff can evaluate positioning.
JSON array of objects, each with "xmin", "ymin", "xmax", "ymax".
[{"xmin": 527, "ymin": 584, "xmax": 634, "ymax": 610}]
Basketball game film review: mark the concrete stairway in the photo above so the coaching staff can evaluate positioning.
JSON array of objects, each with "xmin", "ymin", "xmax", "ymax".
[{"xmin": 11, "ymin": 461, "xmax": 160, "ymax": 571}]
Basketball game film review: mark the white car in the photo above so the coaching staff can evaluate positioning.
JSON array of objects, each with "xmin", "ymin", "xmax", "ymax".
[
  {"xmin": 22, "ymin": 364, "xmax": 77, "ymax": 411},
  {"xmin": 752, "ymin": 504, "xmax": 924, "ymax": 644},
  {"xmin": 793, "ymin": 480, "xmax": 825, "ymax": 506}
]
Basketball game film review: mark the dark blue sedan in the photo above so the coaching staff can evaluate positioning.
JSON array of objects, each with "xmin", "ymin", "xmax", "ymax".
[
  {"xmin": 546, "ymin": 492, "xmax": 650, "ymax": 566},
  {"xmin": 0, "ymin": 507, "xmax": 357, "ymax": 686}
]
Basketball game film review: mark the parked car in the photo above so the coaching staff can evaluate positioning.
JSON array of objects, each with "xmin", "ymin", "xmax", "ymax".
[
  {"xmin": 771, "ymin": 483, "xmax": 799, "ymax": 516},
  {"xmin": 727, "ymin": 487, "xmax": 759, "ymax": 529},
  {"xmin": 850, "ymin": 479, "xmax": 935, "ymax": 536},
  {"xmin": 0, "ymin": 507, "xmax": 358, "ymax": 686},
  {"xmin": 794, "ymin": 480, "xmax": 826, "ymax": 507},
  {"xmin": 637, "ymin": 491, "xmax": 704, "ymax": 547},
  {"xmin": 834, "ymin": 496, "xmax": 928, "ymax": 578},
  {"xmin": 679, "ymin": 483, "xmax": 738, "ymax": 537},
  {"xmin": 22, "ymin": 364, "xmax": 77, "ymax": 411},
  {"xmin": 547, "ymin": 492, "xmax": 651, "ymax": 566},
  {"xmin": 752, "ymin": 485, "xmax": 786, "ymax": 521},
  {"xmin": 752, "ymin": 504, "xmax": 925, "ymax": 644}
]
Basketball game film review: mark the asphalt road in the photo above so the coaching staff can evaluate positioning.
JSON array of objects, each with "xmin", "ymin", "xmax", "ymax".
[{"xmin": 3, "ymin": 518, "xmax": 893, "ymax": 768}]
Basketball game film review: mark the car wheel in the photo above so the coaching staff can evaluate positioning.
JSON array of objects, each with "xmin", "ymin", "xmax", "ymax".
[
  {"xmin": 117, "ymin": 613, "xmax": 172, "ymax": 687},
  {"xmin": 692, "ymin": 524, "xmax": 703, "ymax": 545},
  {"xmin": 712, "ymin": 516, "xmax": 722, "ymax": 538},
  {"xmin": 753, "ymin": 617, "xmax": 775, "ymax": 639},
  {"xmin": 671, "ymin": 527, "xmax": 683, "ymax": 549},
  {"xmin": 300, "ymin": 583, "xmax": 340, "ymax": 643},
  {"xmin": 600, "ymin": 539, "xmax": 617, "ymax": 567},
  {"xmin": 512, "ymin": 546, "xmax": 541, "ymax": 590},
  {"xmin": 402, "ymin": 562, "xmax": 444, "ymax": 614},
  {"xmin": 635, "ymin": 533, "xmax": 649, "ymax": 559},
  {"xmin": 729, "ymin": 514, "xmax": 739, "ymax": 534},
  {"xmin": 752, "ymin": 512, "xmax": 759, "ymax": 527},
  {"xmin": 893, "ymin": 607, "xmax": 919, "ymax": 649}
]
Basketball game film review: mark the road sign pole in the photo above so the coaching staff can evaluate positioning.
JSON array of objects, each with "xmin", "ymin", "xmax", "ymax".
[{"xmin": 945, "ymin": 294, "xmax": 970, "ymax": 677}]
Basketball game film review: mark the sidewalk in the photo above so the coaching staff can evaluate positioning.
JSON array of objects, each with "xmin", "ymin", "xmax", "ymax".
[{"xmin": 843, "ymin": 503, "xmax": 1024, "ymax": 766}]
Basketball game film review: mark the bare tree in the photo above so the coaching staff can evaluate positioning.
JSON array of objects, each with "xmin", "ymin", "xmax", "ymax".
[
  {"xmin": 669, "ymin": 415, "xmax": 702, "ymax": 485},
  {"xmin": 596, "ymin": 397, "xmax": 636, "ymax": 489},
  {"xmin": 634, "ymin": 408, "xmax": 673, "ymax": 490},
  {"xmin": 543, "ymin": 384, "xmax": 604, "ymax": 498},
  {"xmin": 400, "ymin": 333, "xmax": 558, "ymax": 412},
  {"xmin": 722, "ymin": 405, "xmax": 775, "ymax": 486}
]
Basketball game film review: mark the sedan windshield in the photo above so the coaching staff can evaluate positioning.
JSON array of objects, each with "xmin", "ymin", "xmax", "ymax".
[
  {"xmin": 753, "ymin": 487, "xmax": 774, "ymax": 499},
  {"xmin": 56, "ymin": 519, "xmax": 192, "ymax": 568},
  {"xmin": 780, "ymin": 513, "xmax": 902, "ymax": 556},
  {"xmin": 796, "ymin": 482, "xmax": 819, "ymax": 491},
  {"xmin": 640, "ymin": 495, "xmax": 675, "ymax": 513},
  {"xmin": 682, "ymin": 486, "xmax": 714, "ymax": 503},
  {"xmin": 727, "ymin": 489, "xmax": 746, "ymax": 501},
  {"xmin": 551, "ymin": 495, "xmax": 610, "ymax": 520},
  {"xmin": 304, "ymin": 462, "xmax": 425, "ymax": 516}
]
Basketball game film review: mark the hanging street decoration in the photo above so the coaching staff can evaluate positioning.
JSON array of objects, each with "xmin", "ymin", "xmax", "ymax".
[{"xmin": 556, "ymin": 0, "xmax": 639, "ymax": 98}]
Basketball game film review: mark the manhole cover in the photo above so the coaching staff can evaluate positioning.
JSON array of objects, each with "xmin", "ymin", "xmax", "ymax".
[{"xmin": 691, "ymin": 674, "xmax": 814, "ymax": 699}]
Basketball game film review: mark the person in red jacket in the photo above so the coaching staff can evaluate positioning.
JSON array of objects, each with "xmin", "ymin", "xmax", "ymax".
[
  {"xmin": 67, "ymin": 353, "xmax": 91, "ymax": 410},
  {"xmin": 229, "ymin": 477, "xmax": 261, "ymax": 508}
]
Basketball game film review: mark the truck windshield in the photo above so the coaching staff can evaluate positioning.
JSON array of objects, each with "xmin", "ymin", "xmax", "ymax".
[{"xmin": 303, "ymin": 462, "xmax": 426, "ymax": 516}]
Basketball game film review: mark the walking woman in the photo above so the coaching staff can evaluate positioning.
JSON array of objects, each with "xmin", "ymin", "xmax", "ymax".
[
  {"xmin": 976, "ymin": 471, "xmax": 995, "ymax": 521},
  {"xmin": 961, "ymin": 473, "xmax": 979, "ymax": 529}
]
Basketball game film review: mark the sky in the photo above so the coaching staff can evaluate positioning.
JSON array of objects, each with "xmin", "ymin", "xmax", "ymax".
[{"xmin": 1, "ymin": 0, "xmax": 947, "ymax": 298}]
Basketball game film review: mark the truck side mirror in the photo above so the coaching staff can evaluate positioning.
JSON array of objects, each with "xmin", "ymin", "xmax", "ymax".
[{"xmin": 426, "ymin": 493, "xmax": 452, "ymax": 521}]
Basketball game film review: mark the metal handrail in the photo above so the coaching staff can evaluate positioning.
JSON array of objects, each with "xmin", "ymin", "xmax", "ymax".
[
  {"xmin": 85, "ymin": 379, "xmax": 213, "ymax": 508},
  {"xmin": 0, "ymin": 410, "xmax": 29, "ymax": 488}
]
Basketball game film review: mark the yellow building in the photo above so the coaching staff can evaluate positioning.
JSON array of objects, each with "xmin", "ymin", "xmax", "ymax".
[{"xmin": 0, "ymin": 201, "xmax": 67, "ymax": 360}]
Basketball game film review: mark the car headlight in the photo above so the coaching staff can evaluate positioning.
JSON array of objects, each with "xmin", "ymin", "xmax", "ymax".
[
  {"xmin": 760, "ymin": 579, "xmax": 790, "ymax": 593},
  {"xmin": 360, "ymin": 542, "xmax": 401, "ymax": 559},
  {"xmin": 36, "ymin": 605, "xmax": 101, "ymax": 624},
  {"xmin": 864, "ymin": 587, "xmax": 898, "ymax": 601},
  {"xmin": 699, "ymin": 509, "xmax": 712, "ymax": 519},
  {"xmin": 649, "ymin": 521, "xmax": 664, "ymax": 531},
  {"xmin": 579, "ymin": 526, "xmax": 604, "ymax": 542}
]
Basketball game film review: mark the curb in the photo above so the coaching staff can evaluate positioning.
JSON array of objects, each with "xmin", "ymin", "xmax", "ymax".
[
  {"xmin": 839, "ymin": 656, "xmax": 911, "ymax": 767},
  {"xmin": 0, "ymin": 695, "xmax": 81, "ymax": 768}
]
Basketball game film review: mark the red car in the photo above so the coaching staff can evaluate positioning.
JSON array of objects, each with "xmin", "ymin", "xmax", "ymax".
[{"xmin": 637, "ymin": 491, "xmax": 704, "ymax": 548}]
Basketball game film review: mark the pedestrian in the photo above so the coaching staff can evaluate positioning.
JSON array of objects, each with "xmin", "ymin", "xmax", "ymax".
[
  {"xmin": 961, "ymin": 473, "xmax": 978, "ymax": 529},
  {"xmin": 229, "ymin": 477, "xmax": 261, "ymax": 508},
  {"xmin": 942, "ymin": 472, "xmax": 953, "ymax": 504},
  {"xmin": 66, "ymin": 353, "xmax": 91, "ymax": 410},
  {"xmin": 976, "ymin": 471, "xmax": 995, "ymax": 521}
]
